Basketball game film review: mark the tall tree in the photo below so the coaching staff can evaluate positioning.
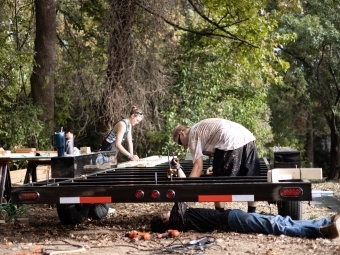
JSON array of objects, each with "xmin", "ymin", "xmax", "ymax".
[
  {"xmin": 158, "ymin": 0, "xmax": 284, "ymax": 155},
  {"xmin": 99, "ymin": 0, "xmax": 137, "ymax": 136},
  {"xmin": 30, "ymin": 0, "xmax": 56, "ymax": 135},
  {"xmin": 48, "ymin": 0, "xmax": 286, "ymax": 156},
  {"xmin": 0, "ymin": 0, "xmax": 49, "ymax": 150},
  {"xmin": 271, "ymin": 0, "xmax": 340, "ymax": 179}
]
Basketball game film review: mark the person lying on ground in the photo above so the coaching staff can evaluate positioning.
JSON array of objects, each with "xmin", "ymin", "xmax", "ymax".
[{"xmin": 150, "ymin": 202, "xmax": 340, "ymax": 239}]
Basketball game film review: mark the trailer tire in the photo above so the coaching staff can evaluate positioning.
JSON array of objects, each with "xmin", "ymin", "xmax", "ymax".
[
  {"xmin": 277, "ymin": 201, "xmax": 302, "ymax": 220},
  {"xmin": 88, "ymin": 203, "xmax": 110, "ymax": 220},
  {"xmin": 56, "ymin": 204, "xmax": 90, "ymax": 225}
]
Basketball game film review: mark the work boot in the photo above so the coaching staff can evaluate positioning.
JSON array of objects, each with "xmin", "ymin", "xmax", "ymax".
[
  {"xmin": 320, "ymin": 215, "xmax": 340, "ymax": 239},
  {"xmin": 247, "ymin": 206, "xmax": 256, "ymax": 213},
  {"xmin": 215, "ymin": 207, "xmax": 225, "ymax": 212},
  {"xmin": 330, "ymin": 211, "xmax": 340, "ymax": 223}
]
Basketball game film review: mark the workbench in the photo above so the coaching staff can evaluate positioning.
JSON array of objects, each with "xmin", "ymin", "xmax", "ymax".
[{"xmin": 0, "ymin": 153, "xmax": 56, "ymax": 203}]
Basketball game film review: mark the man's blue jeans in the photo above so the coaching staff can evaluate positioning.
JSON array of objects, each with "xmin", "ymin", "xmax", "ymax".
[{"xmin": 228, "ymin": 209, "xmax": 330, "ymax": 238}]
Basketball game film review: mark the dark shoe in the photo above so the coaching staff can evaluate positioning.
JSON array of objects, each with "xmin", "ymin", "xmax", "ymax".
[
  {"xmin": 247, "ymin": 206, "xmax": 256, "ymax": 213},
  {"xmin": 320, "ymin": 215, "xmax": 340, "ymax": 239},
  {"xmin": 215, "ymin": 207, "xmax": 224, "ymax": 212},
  {"xmin": 330, "ymin": 211, "xmax": 340, "ymax": 223}
]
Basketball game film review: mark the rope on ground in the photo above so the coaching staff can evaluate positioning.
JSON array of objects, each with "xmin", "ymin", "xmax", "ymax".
[
  {"xmin": 13, "ymin": 236, "xmax": 220, "ymax": 255},
  {"xmin": 154, "ymin": 236, "xmax": 218, "ymax": 254},
  {"xmin": 43, "ymin": 240, "xmax": 86, "ymax": 255},
  {"xmin": 113, "ymin": 235, "xmax": 220, "ymax": 254},
  {"xmin": 13, "ymin": 240, "xmax": 86, "ymax": 255}
]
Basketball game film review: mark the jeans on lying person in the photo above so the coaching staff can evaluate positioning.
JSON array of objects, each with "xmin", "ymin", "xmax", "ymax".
[{"xmin": 228, "ymin": 209, "xmax": 330, "ymax": 238}]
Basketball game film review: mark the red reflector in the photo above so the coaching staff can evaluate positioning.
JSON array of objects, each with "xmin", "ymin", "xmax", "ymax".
[
  {"xmin": 135, "ymin": 190, "xmax": 144, "ymax": 199},
  {"xmin": 151, "ymin": 190, "xmax": 160, "ymax": 199},
  {"xmin": 165, "ymin": 190, "xmax": 175, "ymax": 199},
  {"xmin": 19, "ymin": 191, "xmax": 39, "ymax": 201},
  {"xmin": 280, "ymin": 187, "xmax": 303, "ymax": 197}
]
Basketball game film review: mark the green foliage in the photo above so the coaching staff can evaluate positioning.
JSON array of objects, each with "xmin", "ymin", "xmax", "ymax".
[
  {"xmin": 160, "ymin": 1, "xmax": 285, "ymax": 157},
  {"xmin": 144, "ymin": 130, "xmax": 170, "ymax": 156},
  {"xmin": 0, "ymin": 0, "xmax": 48, "ymax": 150},
  {"xmin": 0, "ymin": 0, "xmax": 35, "ymax": 98},
  {"xmin": 308, "ymin": 214, "xmax": 317, "ymax": 220},
  {"xmin": 0, "ymin": 99, "xmax": 49, "ymax": 150},
  {"xmin": 54, "ymin": 0, "xmax": 109, "ymax": 132},
  {"xmin": 3, "ymin": 0, "xmax": 337, "ymax": 169},
  {"xmin": 267, "ymin": 0, "xmax": 340, "ymax": 178}
]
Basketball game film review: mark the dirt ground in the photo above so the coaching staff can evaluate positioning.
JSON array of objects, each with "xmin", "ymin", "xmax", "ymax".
[{"xmin": 1, "ymin": 181, "xmax": 340, "ymax": 255}]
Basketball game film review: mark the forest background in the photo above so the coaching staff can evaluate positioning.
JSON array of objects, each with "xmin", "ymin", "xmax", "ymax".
[{"xmin": 1, "ymin": 0, "xmax": 340, "ymax": 180}]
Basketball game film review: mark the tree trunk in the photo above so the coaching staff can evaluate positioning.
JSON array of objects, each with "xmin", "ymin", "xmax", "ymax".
[
  {"xmin": 98, "ymin": 0, "xmax": 136, "ymax": 141},
  {"xmin": 30, "ymin": 0, "xmax": 56, "ymax": 136},
  {"xmin": 305, "ymin": 112, "xmax": 314, "ymax": 167},
  {"xmin": 305, "ymin": 129, "xmax": 314, "ymax": 167},
  {"xmin": 327, "ymin": 110, "xmax": 340, "ymax": 180}
]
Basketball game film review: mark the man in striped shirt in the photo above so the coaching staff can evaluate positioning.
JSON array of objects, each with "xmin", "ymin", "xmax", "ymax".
[{"xmin": 173, "ymin": 118, "xmax": 260, "ymax": 213}]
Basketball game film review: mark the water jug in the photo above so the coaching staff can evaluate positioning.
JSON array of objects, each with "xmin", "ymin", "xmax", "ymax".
[
  {"xmin": 65, "ymin": 132, "xmax": 74, "ymax": 155},
  {"xmin": 51, "ymin": 132, "xmax": 65, "ymax": 157}
]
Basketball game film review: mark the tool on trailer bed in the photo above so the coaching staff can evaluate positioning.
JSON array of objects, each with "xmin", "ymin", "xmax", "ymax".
[{"xmin": 7, "ymin": 147, "xmax": 322, "ymax": 225}]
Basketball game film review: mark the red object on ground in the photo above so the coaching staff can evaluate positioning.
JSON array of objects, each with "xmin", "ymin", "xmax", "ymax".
[
  {"xmin": 157, "ymin": 229, "xmax": 180, "ymax": 238},
  {"xmin": 128, "ymin": 231, "xmax": 151, "ymax": 241}
]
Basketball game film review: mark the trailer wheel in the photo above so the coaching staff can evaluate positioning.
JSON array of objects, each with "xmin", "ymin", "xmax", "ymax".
[
  {"xmin": 56, "ymin": 204, "xmax": 90, "ymax": 225},
  {"xmin": 277, "ymin": 201, "xmax": 302, "ymax": 220},
  {"xmin": 88, "ymin": 203, "xmax": 110, "ymax": 220}
]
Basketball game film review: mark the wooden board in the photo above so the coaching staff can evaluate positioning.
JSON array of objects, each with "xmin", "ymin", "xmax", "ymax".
[
  {"xmin": 10, "ymin": 166, "xmax": 51, "ymax": 185},
  {"xmin": 267, "ymin": 168, "xmax": 323, "ymax": 182},
  {"xmin": 14, "ymin": 148, "xmax": 36, "ymax": 153},
  {"xmin": 0, "ymin": 154, "xmax": 55, "ymax": 160}
]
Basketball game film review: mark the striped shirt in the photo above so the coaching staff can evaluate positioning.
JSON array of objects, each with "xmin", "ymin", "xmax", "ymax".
[{"xmin": 188, "ymin": 118, "xmax": 255, "ymax": 163}]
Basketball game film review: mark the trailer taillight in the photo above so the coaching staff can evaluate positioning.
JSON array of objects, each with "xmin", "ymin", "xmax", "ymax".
[
  {"xmin": 151, "ymin": 190, "xmax": 160, "ymax": 199},
  {"xmin": 165, "ymin": 190, "xmax": 175, "ymax": 199},
  {"xmin": 280, "ymin": 187, "xmax": 303, "ymax": 197},
  {"xmin": 19, "ymin": 191, "xmax": 39, "ymax": 201},
  {"xmin": 135, "ymin": 190, "xmax": 144, "ymax": 199}
]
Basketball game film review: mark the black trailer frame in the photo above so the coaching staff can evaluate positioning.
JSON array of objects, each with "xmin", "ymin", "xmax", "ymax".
[{"xmin": 9, "ymin": 157, "xmax": 311, "ymax": 224}]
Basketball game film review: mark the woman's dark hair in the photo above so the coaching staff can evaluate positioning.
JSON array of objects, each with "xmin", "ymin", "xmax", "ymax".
[
  {"xmin": 150, "ymin": 216, "xmax": 170, "ymax": 233},
  {"xmin": 130, "ymin": 106, "xmax": 143, "ymax": 116}
]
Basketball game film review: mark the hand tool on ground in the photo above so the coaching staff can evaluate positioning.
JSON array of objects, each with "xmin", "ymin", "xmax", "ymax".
[
  {"xmin": 157, "ymin": 229, "xmax": 180, "ymax": 238},
  {"xmin": 161, "ymin": 236, "xmax": 216, "ymax": 254},
  {"xmin": 13, "ymin": 248, "xmax": 44, "ymax": 255},
  {"xmin": 127, "ymin": 231, "xmax": 151, "ymax": 241}
]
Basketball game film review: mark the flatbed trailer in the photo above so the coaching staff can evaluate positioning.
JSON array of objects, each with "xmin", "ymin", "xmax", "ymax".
[{"xmin": 8, "ymin": 151, "xmax": 321, "ymax": 225}]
